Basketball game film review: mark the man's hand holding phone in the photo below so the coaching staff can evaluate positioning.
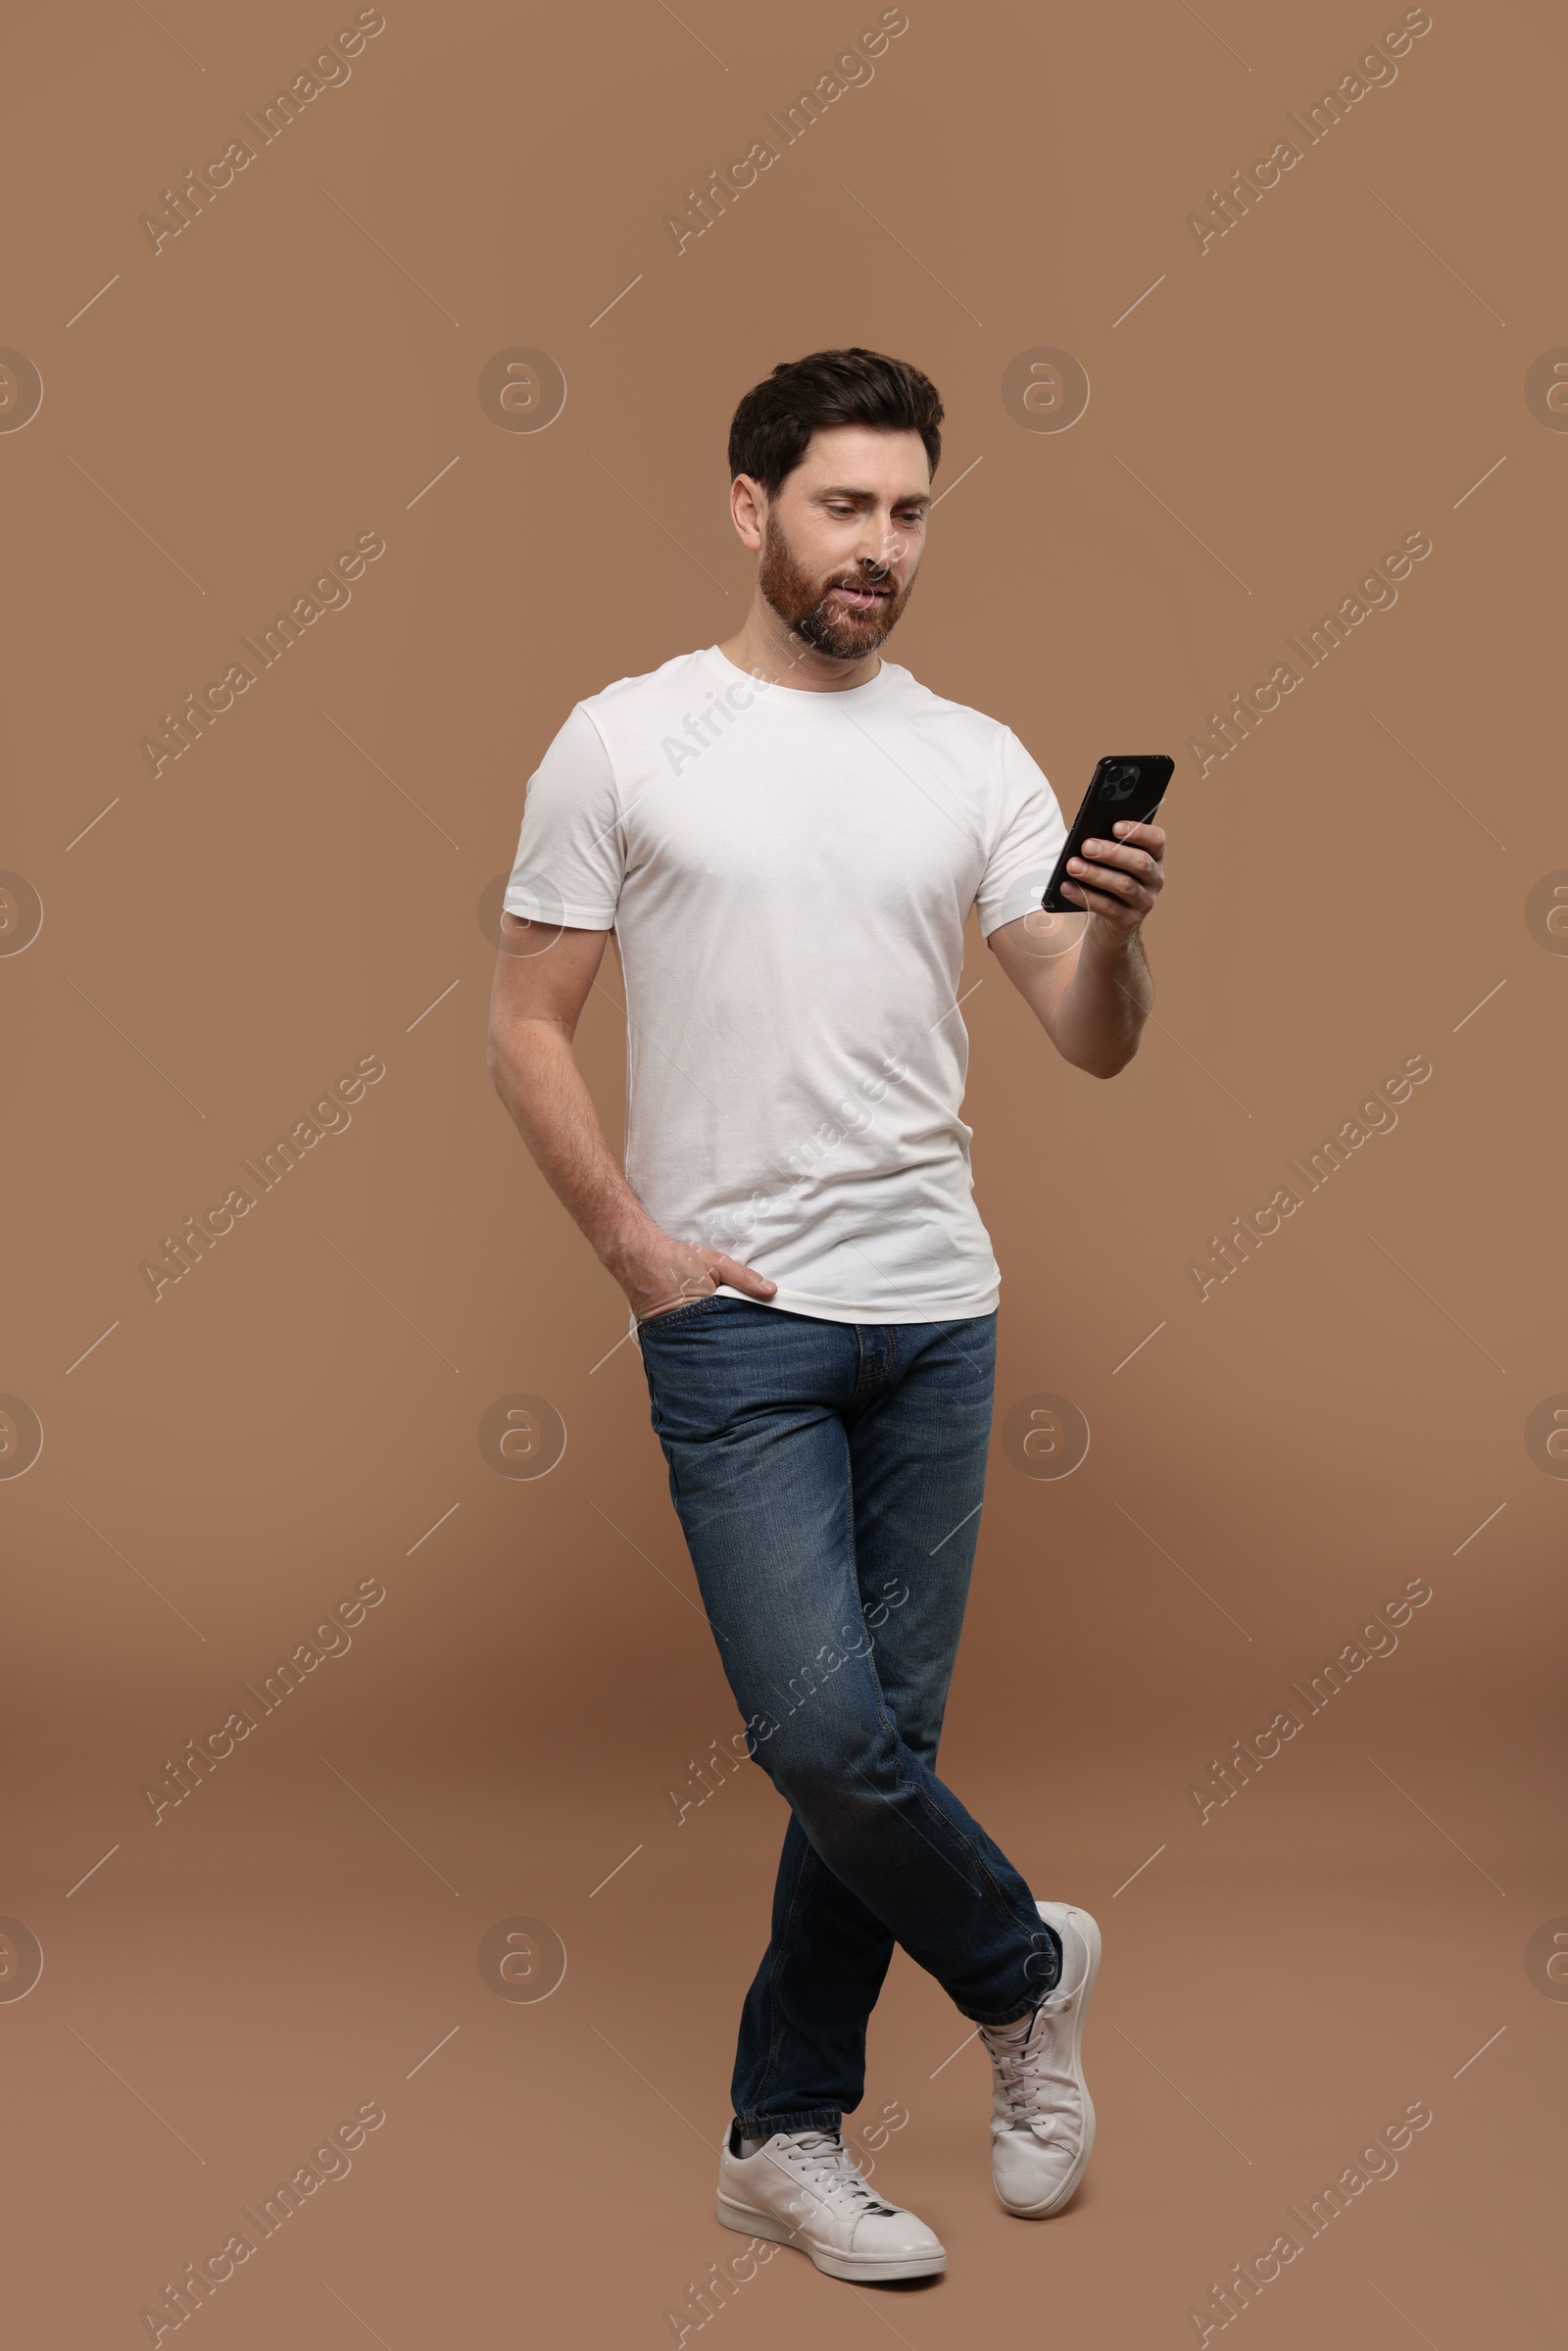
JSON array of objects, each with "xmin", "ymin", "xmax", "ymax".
[
  {"xmin": 1058, "ymin": 817, "xmax": 1166, "ymax": 938},
  {"xmin": 1043, "ymin": 753, "xmax": 1171, "ymax": 941}
]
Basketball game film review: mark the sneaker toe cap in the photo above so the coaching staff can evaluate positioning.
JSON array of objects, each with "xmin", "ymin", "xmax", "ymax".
[
  {"xmin": 992, "ymin": 2127, "xmax": 1082, "ymax": 2213},
  {"xmin": 852, "ymin": 2208, "xmax": 946, "ymax": 2261}
]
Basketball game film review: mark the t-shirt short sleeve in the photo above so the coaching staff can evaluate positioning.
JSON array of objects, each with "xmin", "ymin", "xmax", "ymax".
[
  {"xmin": 974, "ymin": 727, "xmax": 1068, "ymax": 937},
  {"xmin": 503, "ymin": 703, "xmax": 623, "ymax": 930}
]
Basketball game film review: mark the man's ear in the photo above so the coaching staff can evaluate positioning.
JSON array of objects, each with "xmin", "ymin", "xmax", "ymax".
[{"xmin": 730, "ymin": 473, "xmax": 768, "ymax": 551}]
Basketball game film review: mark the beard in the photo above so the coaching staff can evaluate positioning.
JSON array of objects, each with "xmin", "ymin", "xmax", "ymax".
[{"xmin": 758, "ymin": 512, "xmax": 913, "ymax": 661}]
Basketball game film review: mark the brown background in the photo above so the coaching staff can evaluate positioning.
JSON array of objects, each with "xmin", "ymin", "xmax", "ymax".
[{"xmin": 2, "ymin": 0, "xmax": 1562, "ymax": 2342}]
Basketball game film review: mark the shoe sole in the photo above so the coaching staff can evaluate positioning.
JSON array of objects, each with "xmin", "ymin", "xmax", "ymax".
[
  {"xmin": 715, "ymin": 2193, "xmax": 946, "ymax": 2282},
  {"xmin": 998, "ymin": 1901, "xmax": 1102, "ymax": 2219}
]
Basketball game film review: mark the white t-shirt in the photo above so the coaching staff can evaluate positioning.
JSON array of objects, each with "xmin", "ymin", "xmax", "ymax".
[{"xmin": 503, "ymin": 644, "xmax": 1066, "ymax": 1324}]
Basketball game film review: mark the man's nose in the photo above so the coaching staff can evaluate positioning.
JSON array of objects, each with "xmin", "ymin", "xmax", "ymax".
[{"xmin": 855, "ymin": 520, "xmax": 903, "ymax": 574}]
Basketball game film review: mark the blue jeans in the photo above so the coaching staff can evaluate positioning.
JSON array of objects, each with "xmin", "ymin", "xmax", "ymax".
[{"xmin": 636, "ymin": 1295, "xmax": 1059, "ymax": 2140}]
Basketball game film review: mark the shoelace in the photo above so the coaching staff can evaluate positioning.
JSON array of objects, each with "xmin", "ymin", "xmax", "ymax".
[
  {"xmin": 982, "ymin": 1986, "xmax": 1078, "ymax": 2133},
  {"xmin": 771, "ymin": 2131, "xmax": 897, "ymax": 2217}
]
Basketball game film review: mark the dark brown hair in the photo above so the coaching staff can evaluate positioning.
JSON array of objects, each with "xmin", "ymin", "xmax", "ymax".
[{"xmin": 727, "ymin": 348, "xmax": 944, "ymax": 498}]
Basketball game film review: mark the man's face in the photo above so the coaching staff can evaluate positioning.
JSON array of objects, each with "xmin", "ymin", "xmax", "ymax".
[{"xmin": 754, "ymin": 425, "xmax": 930, "ymax": 661}]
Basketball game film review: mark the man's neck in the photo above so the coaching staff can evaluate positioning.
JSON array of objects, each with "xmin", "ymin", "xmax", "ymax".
[{"xmin": 718, "ymin": 603, "xmax": 883, "ymax": 695}]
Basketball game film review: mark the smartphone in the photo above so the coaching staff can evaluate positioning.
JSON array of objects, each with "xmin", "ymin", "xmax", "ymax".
[{"xmin": 1041, "ymin": 757, "xmax": 1174, "ymax": 912}]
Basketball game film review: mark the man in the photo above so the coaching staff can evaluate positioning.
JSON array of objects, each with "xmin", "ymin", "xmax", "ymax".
[{"xmin": 488, "ymin": 348, "xmax": 1165, "ymax": 2283}]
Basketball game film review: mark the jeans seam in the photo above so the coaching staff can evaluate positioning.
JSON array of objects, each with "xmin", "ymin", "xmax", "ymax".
[
  {"xmin": 879, "ymin": 1727, "xmax": 1049, "ymax": 2003},
  {"xmin": 907, "ymin": 1777, "xmax": 1020, "ymax": 1930},
  {"xmin": 750, "ymin": 1835, "xmax": 818, "ymax": 2114},
  {"xmin": 862, "ymin": 1667, "xmax": 1029, "ymax": 1938},
  {"xmin": 825, "ymin": 1728, "xmax": 1044, "ymax": 2013}
]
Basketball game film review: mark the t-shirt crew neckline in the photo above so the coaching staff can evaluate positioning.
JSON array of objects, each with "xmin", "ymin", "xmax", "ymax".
[{"xmin": 707, "ymin": 643, "xmax": 897, "ymax": 710}]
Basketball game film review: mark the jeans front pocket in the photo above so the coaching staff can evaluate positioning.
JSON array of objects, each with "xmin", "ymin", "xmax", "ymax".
[{"xmin": 636, "ymin": 1291, "xmax": 723, "ymax": 1332}]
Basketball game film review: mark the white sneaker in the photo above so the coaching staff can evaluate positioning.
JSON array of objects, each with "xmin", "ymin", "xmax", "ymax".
[
  {"xmin": 715, "ymin": 2124, "xmax": 946, "ymax": 2282},
  {"xmin": 980, "ymin": 1900, "xmax": 1102, "ymax": 2217}
]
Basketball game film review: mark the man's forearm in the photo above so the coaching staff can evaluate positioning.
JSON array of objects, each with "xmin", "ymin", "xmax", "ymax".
[
  {"xmin": 488, "ymin": 1020, "xmax": 654, "ymax": 1265},
  {"xmin": 1054, "ymin": 928, "xmax": 1153, "ymax": 1078},
  {"xmin": 488, "ymin": 995, "xmax": 777, "ymax": 1315}
]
